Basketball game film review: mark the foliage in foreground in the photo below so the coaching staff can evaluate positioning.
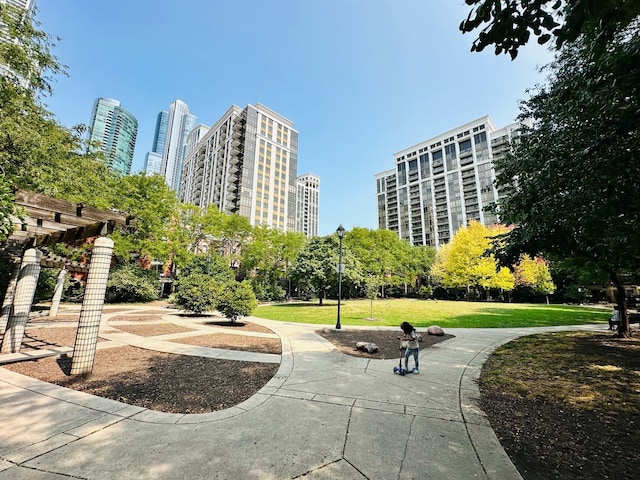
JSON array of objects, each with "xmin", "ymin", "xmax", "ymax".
[
  {"xmin": 494, "ymin": 24, "xmax": 640, "ymax": 335},
  {"xmin": 460, "ymin": 0, "xmax": 640, "ymax": 59}
]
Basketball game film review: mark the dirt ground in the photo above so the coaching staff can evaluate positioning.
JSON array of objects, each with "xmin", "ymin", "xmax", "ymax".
[{"xmin": 2, "ymin": 316, "xmax": 451, "ymax": 414}]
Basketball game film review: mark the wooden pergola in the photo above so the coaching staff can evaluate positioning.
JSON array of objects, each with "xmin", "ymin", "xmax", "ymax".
[
  {"xmin": 2, "ymin": 189, "xmax": 134, "ymax": 268},
  {"xmin": 0, "ymin": 189, "xmax": 135, "ymax": 373}
]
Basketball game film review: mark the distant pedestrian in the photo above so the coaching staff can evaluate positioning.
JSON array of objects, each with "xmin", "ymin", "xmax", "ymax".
[
  {"xmin": 400, "ymin": 321, "xmax": 420, "ymax": 374},
  {"xmin": 609, "ymin": 306, "xmax": 620, "ymax": 330}
]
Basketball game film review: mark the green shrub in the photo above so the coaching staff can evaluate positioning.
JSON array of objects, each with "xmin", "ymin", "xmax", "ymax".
[
  {"xmin": 251, "ymin": 277, "xmax": 286, "ymax": 301},
  {"xmin": 216, "ymin": 280, "xmax": 258, "ymax": 322},
  {"xmin": 106, "ymin": 263, "xmax": 158, "ymax": 303},
  {"xmin": 418, "ymin": 285, "xmax": 433, "ymax": 300},
  {"xmin": 35, "ymin": 268, "xmax": 58, "ymax": 303},
  {"xmin": 174, "ymin": 273, "xmax": 220, "ymax": 314}
]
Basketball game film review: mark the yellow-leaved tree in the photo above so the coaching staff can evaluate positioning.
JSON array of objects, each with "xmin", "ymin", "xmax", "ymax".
[
  {"xmin": 430, "ymin": 221, "xmax": 514, "ymax": 300},
  {"xmin": 513, "ymin": 254, "xmax": 555, "ymax": 304}
]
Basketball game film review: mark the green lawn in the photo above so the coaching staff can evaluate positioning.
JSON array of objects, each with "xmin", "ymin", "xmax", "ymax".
[{"xmin": 254, "ymin": 299, "xmax": 609, "ymax": 328}]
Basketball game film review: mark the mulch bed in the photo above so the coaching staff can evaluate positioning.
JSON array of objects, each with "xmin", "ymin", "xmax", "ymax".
[
  {"xmin": 317, "ymin": 328, "xmax": 454, "ymax": 359},
  {"xmin": 170, "ymin": 333, "xmax": 282, "ymax": 354},
  {"xmin": 112, "ymin": 323, "xmax": 195, "ymax": 337},
  {"xmin": 480, "ymin": 392, "xmax": 640, "ymax": 480}
]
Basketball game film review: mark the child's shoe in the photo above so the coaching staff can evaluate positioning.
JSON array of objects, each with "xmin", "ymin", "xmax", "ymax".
[{"xmin": 413, "ymin": 369, "xmax": 419, "ymax": 374}]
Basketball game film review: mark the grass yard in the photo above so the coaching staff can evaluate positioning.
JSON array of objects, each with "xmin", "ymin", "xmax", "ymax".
[
  {"xmin": 481, "ymin": 331, "xmax": 640, "ymax": 412},
  {"xmin": 479, "ymin": 331, "xmax": 640, "ymax": 479},
  {"xmin": 254, "ymin": 298, "xmax": 609, "ymax": 328}
]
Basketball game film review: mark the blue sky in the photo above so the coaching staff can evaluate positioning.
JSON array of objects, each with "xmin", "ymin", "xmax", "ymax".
[{"xmin": 36, "ymin": 0, "xmax": 553, "ymax": 236}]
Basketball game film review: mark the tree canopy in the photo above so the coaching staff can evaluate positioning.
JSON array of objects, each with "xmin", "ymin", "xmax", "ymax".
[
  {"xmin": 494, "ymin": 26, "xmax": 640, "ymax": 334},
  {"xmin": 460, "ymin": 0, "xmax": 640, "ymax": 58},
  {"xmin": 430, "ymin": 221, "xmax": 513, "ymax": 297},
  {"xmin": 0, "ymin": 3, "xmax": 119, "ymax": 237}
]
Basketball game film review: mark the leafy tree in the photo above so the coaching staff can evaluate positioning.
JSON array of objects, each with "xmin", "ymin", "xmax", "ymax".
[
  {"xmin": 401, "ymin": 243, "xmax": 436, "ymax": 295},
  {"xmin": 34, "ymin": 267, "xmax": 58, "ymax": 303},
  {"xmin": 431, "ymin": 221, "xmax": 514, "ymax": 299},
  {"xmin": 108, "ymin": 174, "xmax": 179, "ymax": 263},
  {"xmin": 290, "ymin": 234, "xmax": 362, "ymax": 305},
  {"xmin": 0, "ymin": 176, "xmax": 16, "ymax": 243},
  {"xmin": 0, "ymin": 4, "xmax": 118, "ymax": 210},
  {"xmin": 345, "ymin": 227, "xmax": 427, "ymax": 297},
  {"xmin": 363, "ymin": 275, "xmax": 382, "ymax": 319},
  {"xmin": 173, "ymin": 273, "xmax": 220, "ymax": 315},
  {"xmin": 494, "ymin": 27, "xmax": 640, "ymax": 335},
  {"xmin": 215, "ymin": 212, "xmax": 253, "ymax": 270},
  {"xmin": 241, "ymin": 226, "xmax": 305, "ymax": 300},
  {"xmin": 216, "ymin": 280, "xmax": 258, "ymax": 323},
  {"xmin": 180, "ymin": 253, "xmax": 234, "ymax": 283},
  {"xmin": 106, "ymin": 263, "xmax": 158, "ymax": 303},
  {"xmin": 513, "ymin": 254, "xmax": 555, "ymax": 303},
  {"xmin": 549, "ymin": 259, "xmax": 609, "ymax": 303},
  {"xmin": 460, "ymin": 0, "xmax": 640, "ymax": 59}
]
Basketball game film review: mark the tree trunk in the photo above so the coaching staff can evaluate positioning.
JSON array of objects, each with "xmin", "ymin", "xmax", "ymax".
[{"xmin": 608, "ymin": 269, "xmax": 631, "ymax": 338}]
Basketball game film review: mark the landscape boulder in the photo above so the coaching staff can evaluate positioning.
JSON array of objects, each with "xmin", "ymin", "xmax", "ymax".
[
  {"xmin": 355, "ymin": 341, "xmax": 379, "ymax": 353},
  {"xmin": 427, "ymin": 325, "xmax": 445, "ymax": 336}
]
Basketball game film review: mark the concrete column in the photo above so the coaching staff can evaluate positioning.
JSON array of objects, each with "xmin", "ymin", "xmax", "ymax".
[
  {"xmin": 0, "ymin": 257, "xmax": 21, "ymax": 338},
  {"xmin": 1, "ymin": 249, "xmax": 42, "ymax": 353},
  {"xmin": 71, "ymin": 237, "xmax": 113, "ymax": 376},
  {"xmin": 49, "ymin": 268, "xmax": 68, "ymax": 317}
]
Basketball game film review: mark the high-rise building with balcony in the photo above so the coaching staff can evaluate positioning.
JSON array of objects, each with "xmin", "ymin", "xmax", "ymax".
[
  {"xmin": 87, "ymin": 97, "xmax": 138, "ymax": 176},
  {"xmin": 161, "ymin": 99, "xmax": 197, "ymax": 192},
  {"xmin": 1, "ymin": 0, "xmax": 38, "ymax": 84},
  {"xmin": 375, "ymin": 115, "xmax": 522, "ymax": 247},
  {"xmin": 181, "ymin": 103, "xmax": 298, "ymax": 232},
  {"xmin": 296, "ymin": 173, "xmax": 320, "ymax": 237},
  {"xmin": 0, "ymin": 0, "xmax": 35, "ymax": 11}
]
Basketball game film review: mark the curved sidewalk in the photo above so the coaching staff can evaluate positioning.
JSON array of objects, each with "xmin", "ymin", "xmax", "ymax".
[{"xmin": 0, "ymin": 309, "xmax": 605, "ymax": 480}]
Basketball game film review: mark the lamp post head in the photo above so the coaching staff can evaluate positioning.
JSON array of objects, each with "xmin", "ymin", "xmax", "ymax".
[{"xmin": 336, "ymin": 224, "xmax": 346, "ymax": 239}]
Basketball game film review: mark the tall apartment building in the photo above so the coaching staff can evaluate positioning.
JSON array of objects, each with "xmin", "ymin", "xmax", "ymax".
[
  {"xmin": 0, "ymin": 0, "xmax": 35, "ymax": 11},
  {"xmin": 144, "ymin": 110, "xmax": 169, "ymax": 176},
  {"xmin": 181, "ymin": 103, "xmax": 298, "ymax": 232},
  {"xmin": 296, "ymin": 173, "xmax": 320, "ymax": 238},
  {"xmin": 0, "ymin": 0, "xmax": 37, "ymax": 83},
  {"xmin": 161, "ymin": 99, "xmax": 197, "ymax": 192},
  {"xmin": 87, "ymin": 98, "xmax": 138, "ymax": 176},
  {"xmin": 375, "ymin": 115, "xmax": 522, "ymax": 247}
]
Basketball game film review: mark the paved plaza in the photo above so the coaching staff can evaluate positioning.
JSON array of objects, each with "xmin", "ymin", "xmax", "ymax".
[{"xmin": 0, "ymin": 305, "xmax": 605, "ymax": 479}]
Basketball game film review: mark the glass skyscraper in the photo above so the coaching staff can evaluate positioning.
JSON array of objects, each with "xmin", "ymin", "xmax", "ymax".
[
  {"xmin": 87, "ymin": 98, "xmax": 138, "ymax": 176},
  {"xmin": 144, "ymin": 110, "xmax": 168, "ymax": 176},
  {"xmin": 160, "ymin": 99, "xmax": 197, "ymax": 192}
]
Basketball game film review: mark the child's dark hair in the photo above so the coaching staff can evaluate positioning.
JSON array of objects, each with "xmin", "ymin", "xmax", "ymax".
[{"xmin": 400, "ymin": 321, "xmax": 414, "ymax": 334}]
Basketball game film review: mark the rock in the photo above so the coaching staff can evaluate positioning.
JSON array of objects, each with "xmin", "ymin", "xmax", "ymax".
[
  {"xmin": 427, "ymin": 325, "xmax": 445, "ymax": 336},
  {"xmin": 355, "ymin": 341, "xmax": 379, "ymax": 353}
]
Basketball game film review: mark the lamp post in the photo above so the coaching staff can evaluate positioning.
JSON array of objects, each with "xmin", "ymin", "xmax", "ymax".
[{"xmin": 335, "ymin": 224, "xmax": 346, "ymax": 330}]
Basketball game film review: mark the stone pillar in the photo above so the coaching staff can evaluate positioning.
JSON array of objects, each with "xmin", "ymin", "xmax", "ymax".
[
  {"xmin": 0, "ymin": 257, "xmax": 21, "ymax": 338},
  {"xmin": 71, "ymin": 237, "xmax": 113, "ymax": 376},
  {"xmin": 1, "ymin": 249, "xmax": 42, "ymax": 353},
  {"xmin": 49, "ymin": 268, "xmax": 68, "ymax": 317}
]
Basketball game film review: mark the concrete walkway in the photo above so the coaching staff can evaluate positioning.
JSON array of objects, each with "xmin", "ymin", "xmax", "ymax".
[{"xmin": 0, "ymin": 306, "xmax": 607, "ymax": 479}]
